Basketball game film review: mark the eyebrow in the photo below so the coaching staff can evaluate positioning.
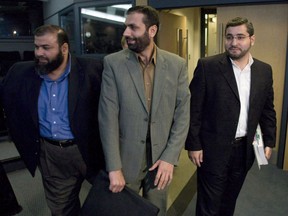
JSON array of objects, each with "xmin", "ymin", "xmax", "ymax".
[{"xmin": 226, "ymin": 33, "xmax": 247, "ymax": 35}]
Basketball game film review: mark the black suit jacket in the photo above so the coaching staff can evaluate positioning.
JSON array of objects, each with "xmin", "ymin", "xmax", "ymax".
[
  {"xmin": 185, "ymin": 53, "xmax": 276, "ymax": 174},
  {"xmin": 1, "ymin": 56, "xmax": 105, "ymax": 180}
]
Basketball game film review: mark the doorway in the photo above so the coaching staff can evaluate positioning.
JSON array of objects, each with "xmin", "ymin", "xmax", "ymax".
[{"xmin": 201, "ymin": 8, "xmax": 217, "ymax": 57}]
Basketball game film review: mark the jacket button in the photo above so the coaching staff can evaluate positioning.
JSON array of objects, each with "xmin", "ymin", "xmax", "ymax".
[{"xmin": 141, "ymin": 140, "xmax": 145, "ymax": 144}]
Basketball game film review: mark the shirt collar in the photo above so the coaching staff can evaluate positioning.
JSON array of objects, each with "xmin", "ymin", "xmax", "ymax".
[
  {"xmin": 248, "ymin": 54, "xmax": 254, "ymax": 66},
  {"xmin": 135, "ymin": 43, "xmax": 157, "ymax": 66},
  {"xmin": 230, "ymin": 53, "xmax": 254, "ymax": 69}
]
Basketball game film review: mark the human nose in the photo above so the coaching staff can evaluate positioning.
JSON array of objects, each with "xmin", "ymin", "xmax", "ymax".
[
  {"xmin": 34, "ymin": 47, "xmax": 43, "ymax": 56},
  {"xmin": 123, "ymin": 27, "xmax": 130, "ymax": 37},
  {"xmin": 231, "ymin": 37, "xmax": 238, "ymax": 45}
]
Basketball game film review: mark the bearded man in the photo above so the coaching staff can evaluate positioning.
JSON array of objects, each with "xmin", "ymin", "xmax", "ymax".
[
  {"xmin": 1, "ymin": 24, "xmax": 105, "ymax": 216},
  {"xmin": 98, "ymin": 5, "xmax": 190, "ymax": 216},
  {"xmin": 185, "ymin": 17, "xmax": 276, "ymax": 216}
]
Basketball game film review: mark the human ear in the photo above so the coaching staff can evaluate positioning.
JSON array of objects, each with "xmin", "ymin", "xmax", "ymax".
[
  {"xmin": 250, "ymin": 35, "xmax": 255, "ymax": 46},
  {"xmin": 149, "ymin": 25, "xmax": 158, "ymax": 38}
]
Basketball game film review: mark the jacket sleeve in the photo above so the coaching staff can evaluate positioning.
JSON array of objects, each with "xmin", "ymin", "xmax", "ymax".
[
  {"xmin": 259, "ymin": 64, "xmax": 277, "ymax": 148},
  {"xmin": 159, "ymin": 58, "xmax": 191, "ymax": 164},
  {"xmin": 185, "ymin": 59, "xmax": 206, "ymax": 151},
  {"xmin": 98, "ymin": 56, "xmax": 122, "ymax": 172}
]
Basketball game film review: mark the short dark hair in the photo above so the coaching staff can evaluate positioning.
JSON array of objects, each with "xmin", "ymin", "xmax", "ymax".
[
  {"xmin": 225, "ymin": 17, "xmax": 254, "ymax": 36},
  {"xmin": 33, "ymin": 24, "xmax": 70, "ymax": 48},
  {"xmin": 127, "ymin": 5, "xmax": 159, "ymax": 34}
]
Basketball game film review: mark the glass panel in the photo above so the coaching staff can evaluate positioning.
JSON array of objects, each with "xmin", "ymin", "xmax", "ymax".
[
  {"xmin": 0, "ymin": 1, "xmax": 43, "ymax": 37},
  {"xmin": 202, "ymin": 8, "xmax": 217, "ymax": 57},
  {"xmin": 80, "ymin": 4, "xmax": 132, "ymax": 55},
  {"xmin": 60, "ymin": 10, "xmax": 76, "ymax": 54},
  {"xmin": 205, "ymin": 14, "xmax": 217, "ymax": 57}
]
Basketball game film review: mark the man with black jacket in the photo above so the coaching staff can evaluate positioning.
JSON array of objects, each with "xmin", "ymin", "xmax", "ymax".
[
  {"xmin": 186, "ymin": 17, "xmax": 276, "ymax": 216},
  {"xmin": 1, "ymin": 24, "xmax": 104, "ymax": 216}
]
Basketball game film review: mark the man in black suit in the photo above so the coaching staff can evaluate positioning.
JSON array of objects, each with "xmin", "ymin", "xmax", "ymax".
[
  {"xmin": 1, "ymin": 24, "xmax": 104, "ymax": 216},
  {"xmin": 185, "ymin": 17, "xmax": 276, "ymax": 216}
]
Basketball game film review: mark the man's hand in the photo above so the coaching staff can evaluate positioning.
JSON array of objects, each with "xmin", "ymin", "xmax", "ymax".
[
  {"xmin": 149, "ymin": 160, "xmax": 174, "ymax": 190},
  {"xmin": 264, "ymin": 146, "xmax": 272, "ymax": 160},
  {"xmin": 108, "ymin": 170, "xmax": 126, "ymax": 193},
  {"xmin": 188, "ymin": 150, "xmax": 203, "ymax": 167}
]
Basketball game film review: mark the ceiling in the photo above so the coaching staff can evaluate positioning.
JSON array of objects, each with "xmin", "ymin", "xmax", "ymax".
[{"xmin": 0, "ymin": 1, "xmax": 44, "ymax": 12}]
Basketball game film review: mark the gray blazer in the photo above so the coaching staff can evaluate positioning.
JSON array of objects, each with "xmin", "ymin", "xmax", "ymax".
[{"xmin": 98, "ymin": 47, "xmax": 190, "ymax": 182}]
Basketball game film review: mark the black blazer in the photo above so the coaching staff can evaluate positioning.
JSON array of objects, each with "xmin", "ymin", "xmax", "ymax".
[
  {"xmin": 185, "ymin": 53, "xmax": 276, "ymax": 174},
  {"xmin": 1, "ymin": 56, "xmax": 105, "ymax": 180}
]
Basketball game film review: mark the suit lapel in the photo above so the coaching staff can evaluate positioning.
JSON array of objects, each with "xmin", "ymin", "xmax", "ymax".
[
  {"xmin": 247, "ymin": 60, "xmax": 263, "ymax": 138},
  {"xmin": 151, "ymin": 49, "xmax": 166, "ymax": 116},
  {"xmin": 68, "ymin": 57, "xmax": 82, "ymax": 123},
  {"xmin": 249, "ymin": 62, "xmax": 260, "ymax": 107},
  {"xmin": 220, "ymin": 55, "xmax": 240, "ymax": 101},
  {"xmin": 26, "ymin": 70, "xmax": 42, "ymax": 128},
  {"xmin": 125, "ymin": 52, "xmax": 149, "ymax": 113}
]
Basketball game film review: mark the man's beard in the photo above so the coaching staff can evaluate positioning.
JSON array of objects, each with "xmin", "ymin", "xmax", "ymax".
[
  {"xmin": 126, "ymin": 30, "xmax": 150, "ymax": 53},
  {"xmin": 225, "ymin": 44, "xmax": 251, "ymax": 60},
  {"xmin": 35, "ymin": 51, "xmax": 64, "ymax": 75}
]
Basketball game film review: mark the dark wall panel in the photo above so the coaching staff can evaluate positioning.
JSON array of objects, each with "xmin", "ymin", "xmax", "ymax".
[{"xmin": 149, "ymin": 0, "xmax": 287, "ymax": 9}]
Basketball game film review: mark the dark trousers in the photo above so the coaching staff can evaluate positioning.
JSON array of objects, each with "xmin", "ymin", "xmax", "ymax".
[
  {"xmin": 39, "ymin": 139, "xmax": 87, "ymax": 216},
  {"xmin": 196, "ymin": 140, "xmax": 248, "ymax": 216},
  {"xmin": 0, "ymin": 162, "xmax": 22, "ymax": 216}
]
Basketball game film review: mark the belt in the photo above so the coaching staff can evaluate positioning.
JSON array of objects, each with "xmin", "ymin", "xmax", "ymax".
[
  {"xmin": 42, "ymin": 138, "xmax": 75, "ymax": 148},
  {"xmin": 232, "ymin": 136, "xmax": 247, "ymax": 144}
]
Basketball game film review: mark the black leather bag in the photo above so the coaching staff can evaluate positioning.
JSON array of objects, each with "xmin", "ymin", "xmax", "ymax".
[{"xmin": 81, "ymin": 170, "xmax": 159, "ymax": 216}]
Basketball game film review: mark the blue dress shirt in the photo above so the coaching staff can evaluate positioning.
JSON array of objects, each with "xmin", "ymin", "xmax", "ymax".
[{"xmin": 38, "ymin": 56, "xmax": 74, "ymax": 140}]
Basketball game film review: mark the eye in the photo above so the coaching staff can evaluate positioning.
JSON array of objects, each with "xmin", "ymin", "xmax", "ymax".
[
  {"xmin": 130, "ymin": 25, "xmax": 136, "ymax": 30},
  {"xmin": 43, "ymin": 46, "xmax": 51, "ymax": 50},
  {"xmin": 225, "ymin": 35, "xmax": 233, "ymax": 40},
  {"xmin": 237, "ymin": 35, "xmax": 246, "ymax": 40}
]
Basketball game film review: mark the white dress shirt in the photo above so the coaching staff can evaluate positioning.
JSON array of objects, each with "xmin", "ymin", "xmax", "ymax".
[{"xmin": 231, "ymin": 55, "xmax": 254, "ymax": 138}]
